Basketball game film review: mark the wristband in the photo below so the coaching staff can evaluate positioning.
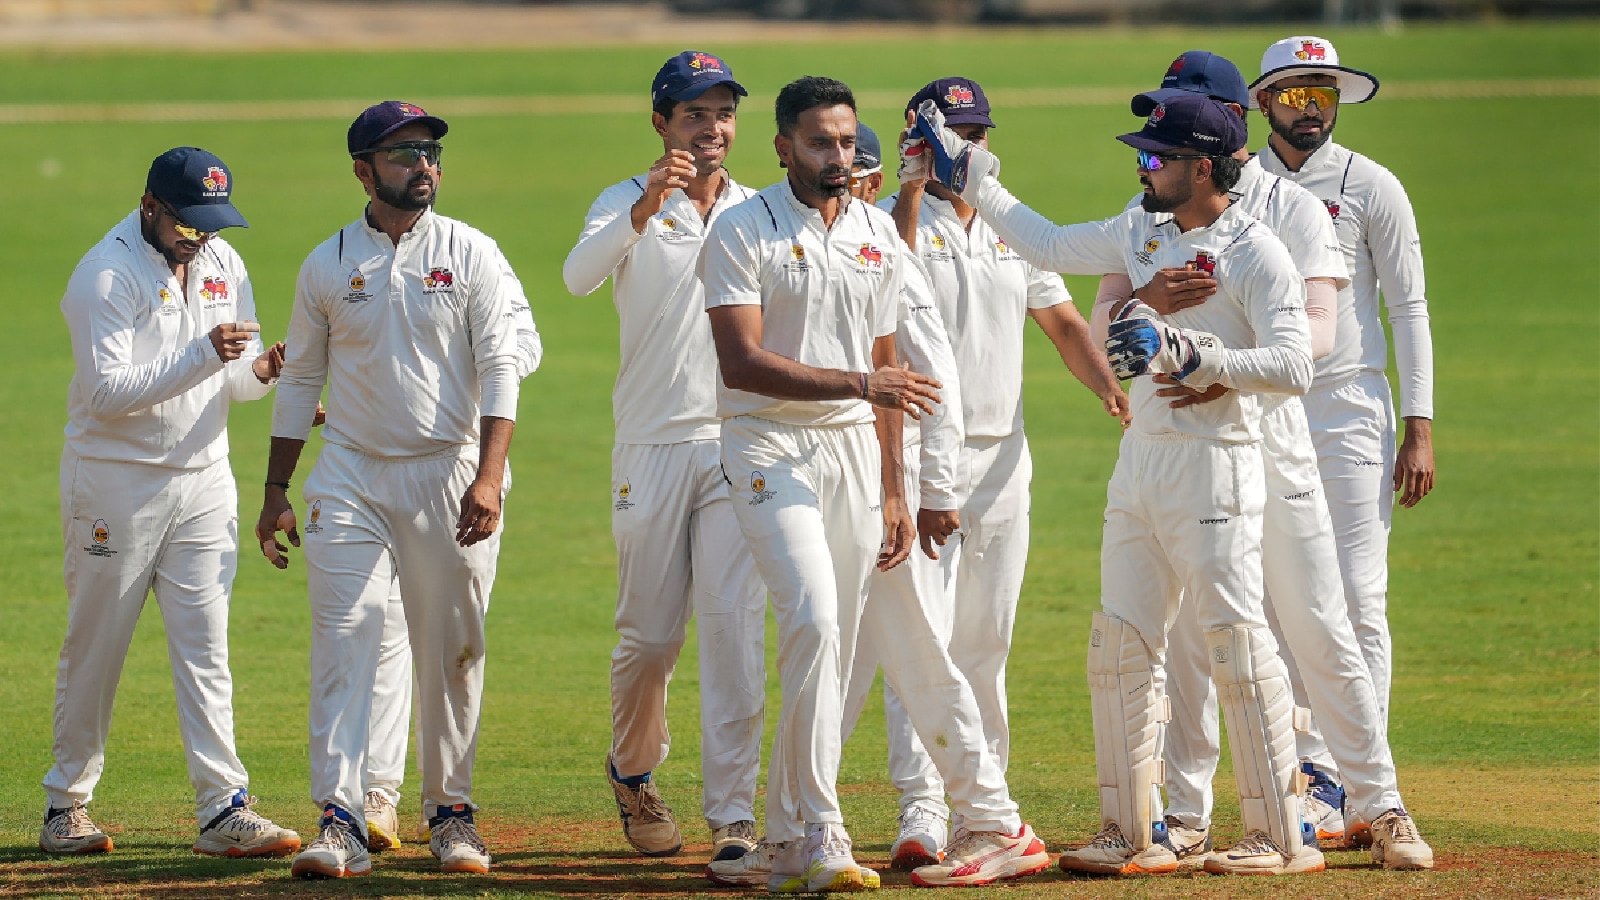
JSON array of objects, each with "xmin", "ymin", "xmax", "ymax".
[
  {"xmin": 265, "ymin": 481, "xmax": 290, "ymax": 490},
  {"xmin": 860, "ymin": 372, "xmax": 870, "ymax": 400}
]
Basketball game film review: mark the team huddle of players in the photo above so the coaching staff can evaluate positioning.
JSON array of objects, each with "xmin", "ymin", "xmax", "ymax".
[{"xmin": 41, "ymin": 30, "xmax": 1435, "ymax": 891}]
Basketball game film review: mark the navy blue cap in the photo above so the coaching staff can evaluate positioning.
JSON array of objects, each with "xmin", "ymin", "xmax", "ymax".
[
  {"xmin": 1131, "ymin": 50, "xmax": 1250, "ymax": 117},
  {"xmin": 651, "ymin": 50, "xmax": 748, "ymax": 109},
  {"xmin": 1117, "ymin": 94, "xmax": 1247, "ymax": 155},
  {"xmin": 146, "ymin": 147, "xmax": 247, "ymax": 232},
  {"xmin": 854, "ymin": 124, "xmax": 882, "ymax": 172},
  {"xmin": 347, "ymin": 101, "xmax": 448, "ymax": 157},
  {"xmin": 906, "ymin": 77, "xmax": 995, "ymax": 128}
]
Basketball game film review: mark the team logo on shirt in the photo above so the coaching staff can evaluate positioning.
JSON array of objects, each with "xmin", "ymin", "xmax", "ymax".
[
  {"xmin": 1135, "ymin": 236, "xmax": 1162, "ymax": 266},
  {"xmin": 346, "ymin": 268, "xmax": 371, "ymax": 303},
  {"xmin": 158, "ymin": 287, "xmax": 174, "ymax": 303},
  {"xmin": 423, "ymin": 267, "xmax": 455, "ymax": 292},
  {"xmin": 784, "ymin": 244, "xmax": 810, "ymax": 273},
  {"xmin": 200, "ymin": 276, "xmax": 228, "ymax": 303},
  {"xmin": 1294, "ymin": 40, "xmax": 1327, "ymax": 61},
  {"xmin": 84, "ymin": 519, "xmax": 117, "ymax": 557},
  {"xmin": 156, "ymin": 285, "xmax": 180, "ymax": 316},
  {"xmin": 944, "ymin": 84, "xmax": 975, "ymax": 106},
  {"xmin": 995, "ymin": 238, "xmax": 1022, "ymax": 261},
  {"xmin": 614, "ymin": 479, "xmax": 635, "ymax": 512},
  {"xmin": 201, "ymin": 166, "xmax": 228, "ymax": 195},
  {"xmin": 930, "ymin": 233, "xmax": 945, "ymax": 250},
  {"xmin": 1188, "ymin": 251, "xmax": 1217, "ymax": 275},
  {"xmin": 1323, "ymin": 199, "xmax": 1342, "ymax": 220},
  {"xmin": 749, "ymin": 471, "xmax": 777, "ymax": 506},
  {"xmin": 855, "ymin": 244, "xmax": 884, "ymax": 268},
  {"xmin": 661, "ymin": 217, "xmax": 676, "ymax": 231},
  {"xmin": 305, "ymin": 500, "xmax": 324, "ymax": 534}
]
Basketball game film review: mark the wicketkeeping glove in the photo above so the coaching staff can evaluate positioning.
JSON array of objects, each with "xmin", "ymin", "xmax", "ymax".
[
  {"xmin": 1104, "ymin": 300, "xmax": 1224, "ymax": 384},
  {"xmin": 911, "ymin": 99, "xmax": 999, "ymax": 206},
  {"xmin": 898, "ymin": 125, "xmax": 930, "ymax": 183}
]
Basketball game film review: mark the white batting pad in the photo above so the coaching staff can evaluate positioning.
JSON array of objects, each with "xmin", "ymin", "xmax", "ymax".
[
  {"xmin": 1087, "ymin": 612, "xmax": 1168, "ymax": 850},
  {"xmin": 1208, "ymin": 625, "xmax": 1304, "ymax": 853}
]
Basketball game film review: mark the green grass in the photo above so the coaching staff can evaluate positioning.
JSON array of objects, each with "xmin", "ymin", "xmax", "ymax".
[{"xmin": 0, "ymin": 19, "xmax": 1596, "ymax": 899}]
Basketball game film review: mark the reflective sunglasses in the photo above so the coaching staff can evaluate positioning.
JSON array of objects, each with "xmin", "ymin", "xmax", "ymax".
[
  {"xmin": 155, "ymin": 198, "xmax": 217, "ymax": 242},
  {"xmin": 1268, "ymin": 86, "xmax": 1340, "ymax": 112},
  {"xmin": 356, "ymin": 140, "xmax": 444, "ymax": 168},
  {"xmin": 1136, "ymin": 149, "xmax": 1213, "ymax": 172}
]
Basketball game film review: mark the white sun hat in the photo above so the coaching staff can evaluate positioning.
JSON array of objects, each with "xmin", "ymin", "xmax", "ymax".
[{"xmin": 1248, "ymin": 36, "xmax": 1381, "ymax": 108}]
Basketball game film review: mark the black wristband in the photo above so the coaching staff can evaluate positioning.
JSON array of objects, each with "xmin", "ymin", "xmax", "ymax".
[
  {"xmin": 860, "ymin": 371, "xmax": 870, "ymax": 400},
  {"xmin": 265, "ymin": 480, "xmax": 290, "ymax": 490}
]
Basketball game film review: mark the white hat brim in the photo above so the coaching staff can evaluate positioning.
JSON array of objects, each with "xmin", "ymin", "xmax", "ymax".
[{"xmin": 1248, "ymin": 65, "xmax": 1380, "ymax": 108}]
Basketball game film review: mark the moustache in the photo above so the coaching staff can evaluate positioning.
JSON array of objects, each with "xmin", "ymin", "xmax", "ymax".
[
  {"xmin": 820, "ymin": 166, "xmax": 850, "ymax": 178},
  {"xmin": 408, "ymin": 174, "xmax": 435, "ymax": 190}
]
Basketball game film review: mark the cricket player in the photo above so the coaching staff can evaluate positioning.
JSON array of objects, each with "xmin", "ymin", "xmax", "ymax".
[
  {"xmin": 44, "ymin": 148, "xmax": 300, "ymax": 859},
  {"xmin": 1083, "ymin": 51, "xmax": 1432, "ymax": 872},
  {"xmin": 1250, "ymin": 35, "xmax": 1435, "ymax": 744},
  {"xmin": 561, "ymin": 49, "xmax": 768, "ymax": 862},
  {"xmin": 256, "ymin": 100, "xmax": 522, "ymax": 879},
  {"xmin": 910, "ymin": 92, "xmax": 1325, "ymax": 875},
  {"xmin": 873, "ymin": 78, "xmax": 1127, "ymax": 866},
  {"xmin": 699, "ymin": 76, "xmax": 938, "ymax": 892}
]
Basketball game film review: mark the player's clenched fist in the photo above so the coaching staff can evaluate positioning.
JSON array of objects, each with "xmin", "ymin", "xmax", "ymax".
[
  {"xmin": 253, "ymin": 340, "xmax": 285, "ymax": 384},
  {"xmin": 209, "ymin": 321, "xmax": 259, "ymax": 362},
  {"xmin": 866, "ymin": 363, "xmax": 942, "ymax": 419},
  {"xmin": 255, "ymin": 489, "xmax": 300, "ymax": 570},
  {"xmin": 630, "ymin": 149, "xmax": 699, "ymax": 233}
]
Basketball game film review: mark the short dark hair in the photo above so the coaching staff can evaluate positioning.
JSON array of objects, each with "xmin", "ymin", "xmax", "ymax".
[
  {"xmin": 653, "ymin": 92, "xmax": 742, "ymax": 122},
  {"xmin": 775, "ymin": 76, "xmax": 855, "ymax": 137},
  {"xmin": 1211, "ymin": 154, "xmax": 1243, "ymax": 192}
]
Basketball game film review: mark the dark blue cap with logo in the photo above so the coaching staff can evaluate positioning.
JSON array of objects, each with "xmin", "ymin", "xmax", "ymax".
[
  {"xmin": 146, "ymin": 147, "xmax": 248, "ymax": 232},
  {"xmin": 1117, "ymin": 93, "xmax": 1247, "ymax": 155},
  {"xmin": 1131, "ymin": 50, "xmax": 1250, "ymax": 117},
  {"xmin": 347, "ymin": 100, "xmax": 449, "ymax": 157},
  {"xmin": 651, "ymin": 50, "xmax": 748, "ymax": 109},
  {"xmin": 906, "ymin": 77, "xmax": 995, "ymax": 128},
  {"xmin": 854, "ymin": 123, "xmax": 882, "ymax": 172}
]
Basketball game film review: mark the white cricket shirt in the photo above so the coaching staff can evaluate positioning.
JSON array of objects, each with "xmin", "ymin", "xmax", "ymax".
[
  {"xmin": 700, "ymin": 179, "xmax": 902, "ymax": 428},
  {"xmin": 563, "ymin": 172, "xmax": 757, "ymax": 445},
  {"xmin": 896, "ymin": 255, "xmax": 965, "ymax": 510},
  {"xmin": 883, "ymin": 192, "xmax": 1072, "ymax": 439},
  {"xmin": 1259, "ymin": 141, "xmax": 1433, "ymax": 419},
  {"xmin": 62, "ymin": 211, "xmax": 272, "ymax": 469},
  {"xmin": 976, "ymin": 182, "xmax": 1312, "ymax": 444},
  {"xmin": 273, "ymin": 209, "xmax": 522, "ymax": 457}
]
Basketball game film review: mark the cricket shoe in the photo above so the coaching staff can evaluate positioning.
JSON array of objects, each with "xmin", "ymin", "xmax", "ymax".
[
  {"xmin": 364, "ymin": 790, "xmax": 401, "ymax": 852},
  {"xmin": 1202, "ymin": 828, "xmax": 1325, "ymax": 875},
  {"xmin": 1301, "ymin": 763, "xmax": 1347, "ymax": 843},
  {"xmin": 1158, "ymin": 816, "xmax": 1212, "ymax": 868},
  {"xmin": 1369, "ymin": 808, "xmax": 1434, "ymax": 870},
  {"xmin": 291, "ymin": 804, "xmax": 371, "ymax": 879},
  {"xmin": 910, "ymin": 823, "xmax": 1050, "ymax": 886},
  {"xmin": 706, "ymin": 836, "xmax": 784, "ymax": 886},
  {"xmin": 769, "ymin": 823, "xmax": 877, "ymax": 892},
  {"xmin": 39, "ymin": 802, "xmax": 113, "ymax": 855},
  {"xmin": 430, "ymin": 804, "xmax": 491, "ymax": 874},
  {"xmin": 193, "ymin": 791, "xmax": 300, "ymax": 858},
  {"xmin": 711, "ymin": 818, "xmax": 758, "ymax": 862},
  {"xmin": 890, "ymin": 803, "xmax": 948, "ymax": 871},
  {"xmin": 1343, "ymin": 808, "xmax": 1374, "ymax": 849},
  {"xmin": 1057, "ymin": 822, "xmax": 1177, "ymax": 875},
  {"xmin": 606, "ymin": 755, "xmax": 682, "ymax": 856}
]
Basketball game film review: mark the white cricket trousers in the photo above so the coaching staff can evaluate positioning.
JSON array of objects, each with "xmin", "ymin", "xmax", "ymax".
[
  {"xmin": 302, "ymin": 442, "xmax": 500, "ymax": 822},
  {"xmin": 1303, "ymin": 371, "xmax": 1397, "ymax": 720},
  {"xmin": 45, "ymin": 450, "xmax": 249, "ymax": 823},
  {"xmin": 721, "ymin": 416, "xmax": 879, "ymax": 844},
  {"xmin": 609, "ymin": 439, "xmax": 767, "ymax": 828},
  {"xmin": 841, "ymin": 439, "xmax": 1020, "ymax": 834},
  {"xmin": 1162, "ymin": 398, "xmax": 1403, "ymax": 829}
]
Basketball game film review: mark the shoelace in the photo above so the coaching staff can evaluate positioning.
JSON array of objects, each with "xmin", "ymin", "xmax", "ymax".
[
  {"xmin": 901, "ymin": 805, "xmax": 944, "ymax": 830},
  {"xmin": 434, "ymin": 816, "xmax": 486, "ymax": 853},
  {"xmin": 722, "ymin": 820, "xmax": 758, "ymax": 843},
  {"xmin": 942, "ymin": 828, "xmax": 986, "ymax": 860},
  {"xmin": 220, "ymin": 797, "xmax": 274, "ymax": 833},
  {"xmin": 814, "ymin": 826, "xmax": 853, "ymax": 862},
  {"xmin": 53, "ymin": 804, "xmax": 98, "ymax": 838},
  {"xmin": 633, "ymin": 783, "xmax": 673, "ymax": 824},
  {"xmin": 309, "ymin": 820, "xmax": 361, "ymax": 851},
  {"xmin": 1378, "ymin": 812, "xmax": 1419, "ymax": 842},
  {"xmin": 364, "ymin": 791, "xmax": 392, "ymax": 816},
  {"xmin": 1088, "ymin": 823, "xmax": 1130, "ymax": 850},
  {"xmin": 1230, "ymin": 830, "xmax": 1284, "ymax": 856}
]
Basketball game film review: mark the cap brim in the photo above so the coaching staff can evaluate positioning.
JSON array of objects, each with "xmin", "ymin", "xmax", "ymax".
[
  {"xmin": 363, "ymin": 115, "xmax": 450, "ymax": 152},
  {"xmin": 1247, "ymin": 66, "xmax": 1379, "ymax": 108},
  {"xmin": 670, "ymin": 77, "xmax": 749, "ymax": 103},
  {"xmin": 943, "ymin": 111, "xmax": 996, "ymax": 128},
  {"xmin": 177, "ymin": 202, "xmax": 248, "ymax": 231},
  {"xmin": 1116, "ymin": 130, "xmax": 1185, "ymax": 152},
  {"xmin": 1132, "ymin": 87, "xmax": 1246, "ymax": 117}
]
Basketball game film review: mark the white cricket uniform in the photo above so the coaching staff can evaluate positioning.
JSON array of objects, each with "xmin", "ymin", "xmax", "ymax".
[
  {"xmin": 364, "ymin": 256, "xmax": 541, "ymax": 810},
  {"xmin": 1260, "ymin": 141, "xmax": 1433, "ymax": 720},
  {"xmin": 881, "ymin": 191, "xmax": 1072, "ymax": 789},
  {"xmin": 560, "ymin": 172, "xmax": 767, "ymax": 828},
  {"xmin": 838, "ymin": 259, "xmax": 1020, "ymax": 833},
  {"xmin": 977, "ymin": 177, "xmax": 1314, "ymax": 852},
  {"xmin": 701, "ymin": 180, "xmax": 899, "ymax": 843},
  {"xmin": 48, "ymin": 212, "xmax": 273, "ymax": 823},
  {"xmin": 274, "ymin": 208, "xmax": 521, "ymax": 822}
]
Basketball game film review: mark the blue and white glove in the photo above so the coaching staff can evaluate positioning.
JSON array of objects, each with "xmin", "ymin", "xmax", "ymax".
[
  {"xmin": 1104, "ymin": 300, "xmax": 1223, "ymax": 383},
  {"xmin": 911, "ymin": 99, "xmax": 1000, "ymax": 207}
]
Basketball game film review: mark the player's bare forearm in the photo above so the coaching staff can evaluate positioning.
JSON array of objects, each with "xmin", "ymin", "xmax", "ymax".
[
  {"xmin": 264, "ymin": 436, "xmax": 306, "ymax": 487},
  {"xmin": 891, "ymin": 182, "xmax": 925, "ymax": 250},
  {"xmin": 709, "ymin": 305, "xmax": 874, "ymax": 401},
  {"xmin": 1031, "ymin": 304, "xmax": 1127, "ymax": 418},
  {"xmin": 457, "ymin": 416, "xmax": 514, "ymax": 547},
  {"xmin": 475, "ymin": 416, "xmax": 515, "ymax": 490},
  {"xmin": 257, "ymin": 436, "xmax": 307, "ymax": 569},
  {"xmin": 874, "ymin": 404, "xmax": 905, "ymax": 506}
]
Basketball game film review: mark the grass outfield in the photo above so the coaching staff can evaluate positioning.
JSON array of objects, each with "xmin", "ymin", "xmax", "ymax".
[{"xmin": 0, "ymin": 20, "xmax": 1596, "ymax": 899}]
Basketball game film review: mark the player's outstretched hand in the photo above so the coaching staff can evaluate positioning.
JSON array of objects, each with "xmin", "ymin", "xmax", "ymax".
[
  {"xmin": 867, "ymin": 363, "xmax": 941, "ymax": 419},
  {"xmin": 256, "ymin": 490, "xmax": 299, "ymax": 570},
  {"xmin": 1134, "ymin": 267, "xmax": 1218, "ymax": 316},
  {"xmin": 1394, "ymin": 419, "xmax": 1435, "ymax": 508},
  {"xmin": 911, "ymin": 99, "xmax": 999, "ymax": 206},
  {"xmin": 253, "ymin": 341, "xmax": 285, "ymax": 383},
  {"xmin": 878, "ymin": 496, "xmax": 915, "ymax": 572},
  {"xmin": 209, "ymin": 321, "xmax": 260, "ymax": 362},
  {"xmin": 917, "ymin": 507, "xmax": 960, "ymax": 560},
  {"xmin": 1153, "ymin": 373, "xmax": 1230, "ymax": 409},
  {"xmin": 630, "ymin": 150, "xmax": 698, "ymax": 232},
  {"xmin": 456, "ymin": 476, "xmax": 503, "ymax": 547},
  {"xmin": 1100, "ymin": 383, "xmax": 1133, "ymax": 427}
]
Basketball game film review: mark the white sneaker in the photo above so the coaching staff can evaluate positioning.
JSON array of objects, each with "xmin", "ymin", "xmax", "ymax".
[
  {"xmin": 1057, "ymin": 822, "xmax": 1177, "ymax": 875},
  {"xmin": 291, "ymin": 806, "xmax": 372, "ymax": 879},
  {"xmin": 1343, "ymin": 808, "xmax": 1374, "ymax": 848},
  {"xmin": 706, "ymin": 837, "xmax": 784, "ymax": 886},
  {"xmin": 910, "ymin": 824, "xmax": 1050, "ymax": 886},
  {"xmin": 364, "ymin": 791, "xmax": 400, "ymax": 853},
  {"xmin": 890, "ymin": 803, "xmax": 948, "ymax": 871},
  {"xmin": 39, "ymin": 802, "xmax": 112, "ymax": 855},
  {"xmin": 429, "ymin": 806, "xmax": 491, "ymax": 874},
  {"xmin": 1202, "ymin": 829, "xmax": 1325, "ymax": 875},
  {"xmin": 1301, "ymin": 764, "xmax": 1347, "ymax": 843},
  {"xmin": 1370, "ymin": 808, "xmax": 1434, "ymax": 870},
  {"xmin": 711, "ymin": 819, "xmax": 759, "ymax": 862},
  {"xmin": 1158, "ymin": 816, "xmax": 1211, "ymax": 869},
  {"xmin": 769, "ymin": 823, "xmax": 874, "ymax": 893},
  {"xmin": 193, "ymin": 793, "xmax": 301, "ymax": 858},
  {"xmin": 605, "ymin": 755, "xmax": 682, "ymax": 856}
]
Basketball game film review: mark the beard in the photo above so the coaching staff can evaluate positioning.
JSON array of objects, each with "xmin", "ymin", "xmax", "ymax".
[
  {"xmin": 1140, "ymin": 178, "xmax": 1190, "ymax": 214},
  {"xmin": 141, "ymin": 214, "xmax": 199, "ymax": 267},
  {"xmin": 1270, "ymin": 111, "xmax": 1336, "ymax": 152},
  {"xmin": 791, "ymin": 157, "xmax": 851, "ymax": 199},
  {"xmin": 373, "ymin": 167, "xmax": 436, "ymax": 211}
]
